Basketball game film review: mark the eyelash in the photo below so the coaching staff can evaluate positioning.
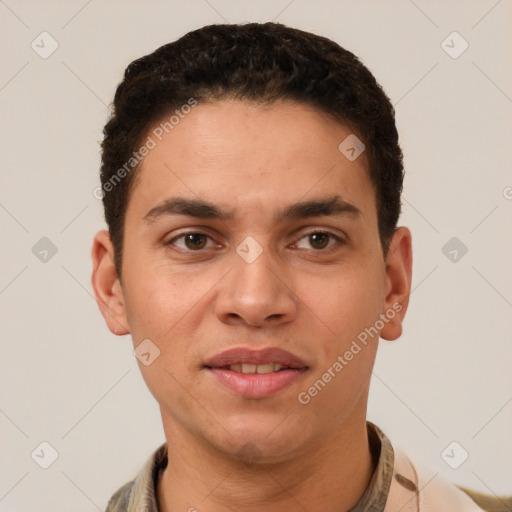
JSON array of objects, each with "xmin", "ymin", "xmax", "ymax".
[{"xmin": 165, "ymin": 230, "xmax": 346, "ymax": 252}]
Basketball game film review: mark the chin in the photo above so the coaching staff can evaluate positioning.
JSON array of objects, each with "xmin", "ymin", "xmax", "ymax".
[{"xmin": 210, "ymin": 413, "xmax": 312, "ymax": 463}]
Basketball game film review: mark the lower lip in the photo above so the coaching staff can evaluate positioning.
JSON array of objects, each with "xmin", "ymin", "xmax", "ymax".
[{"xmin": 207, "ymin": 368, "xmax": 306, "ymax": 399}]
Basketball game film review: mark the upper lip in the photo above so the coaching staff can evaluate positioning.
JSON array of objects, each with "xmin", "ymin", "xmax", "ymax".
[{"xmin": 204, "ymin": 347, "xmax": 307, "ymax": 369}]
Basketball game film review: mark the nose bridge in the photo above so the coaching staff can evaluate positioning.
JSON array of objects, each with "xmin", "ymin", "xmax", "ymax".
[{"xmin": 216, "ymin": 239, "xmax": 296, "ymax": 326}]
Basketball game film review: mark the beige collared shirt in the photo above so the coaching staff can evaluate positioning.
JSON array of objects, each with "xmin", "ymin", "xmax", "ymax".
[
  {"xmin": 106, "ymin": 422, "xmax": 394, "ymax": 511},
  {"xmin": 104, "ymin": 422, "xmax": 506, "ymax": 512}
]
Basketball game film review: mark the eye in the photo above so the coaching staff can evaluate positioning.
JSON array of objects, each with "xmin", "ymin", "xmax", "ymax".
[
  {"xmin": 295, "ymin": 231, "xmax": 342, "ymax": 250},
  {"xmin": 168, "ymin": 232, "xmax": 216, "ymax": 251}
]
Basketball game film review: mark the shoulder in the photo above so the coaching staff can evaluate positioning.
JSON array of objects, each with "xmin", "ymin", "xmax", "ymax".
[
  {"xmin": 387, "ymin": 447, "xmax": 509, "ymax": 512},
  {"xmin": 456, "ymin": 485, "xmax": 512, "ymax": 512},
  {"xmin": 104, "ymin": 479, "xmax": 135, "ymax": 512},
  {"xmin": 104, "ymin": 442, "xmax": 168, "ymax": 512}
]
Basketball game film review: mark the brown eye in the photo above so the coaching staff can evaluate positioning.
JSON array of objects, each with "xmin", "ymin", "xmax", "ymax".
[
  {"xmin": 168, "ymin": 232, "xmax": 214, "ymax": 251},
  {"xmin": 184, "ymin": 233, "xmax": 208, "ymax": 250},
  {"xmin": 295, "ymin": 231, "xmax": 342, "ymax": 250},
  {"xmin": 309, "ymin": 233, "xmax": 329, "ymax": 249}
]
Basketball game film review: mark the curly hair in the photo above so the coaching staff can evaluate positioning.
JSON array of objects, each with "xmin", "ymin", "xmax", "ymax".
[{"xmin": 100, "ymin": 22, "xmax": 403, "ymax": 276}]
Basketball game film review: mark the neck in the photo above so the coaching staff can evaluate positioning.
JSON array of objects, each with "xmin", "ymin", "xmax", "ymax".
[{"xmin": 157, "ymin": 414, "xmax": 374, "ymax": 512}]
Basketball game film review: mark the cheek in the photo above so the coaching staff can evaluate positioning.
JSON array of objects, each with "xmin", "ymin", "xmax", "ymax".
[
  {"xmin": 122, "ymin": 260, "xmax": 228, "ymax": 361},
  {"xmin": 122, "ymin": 269, "xmax": 204, "ymax": 402},
  {"xmin": 122, "ymin": 264, "xmax": 195, "ymax": 344},
  {"xmin": 297, "ymin": 263, "xmax": 385, "ymax": 355}
]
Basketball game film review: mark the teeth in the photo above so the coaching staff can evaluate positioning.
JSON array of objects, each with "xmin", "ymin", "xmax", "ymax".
[
  {"xmin": 256, "ymin": 363, "xmax": 274, "ymax": 374},
  {"xmin": 228, "ymin": 363, "xmax": 285, "ymax": 374},
  {"xmin": 241, "ymin": 364, "xmax": 257, "ymax": 374}
]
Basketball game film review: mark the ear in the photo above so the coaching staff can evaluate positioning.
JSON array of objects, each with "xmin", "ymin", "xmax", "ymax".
[
  {"xmin": 91, "ymin": 230, "xmax": 130, "ymax": 336},
  {"xmin": 380, "ymin": 226, "xmax": 413, "ymax": 341}
]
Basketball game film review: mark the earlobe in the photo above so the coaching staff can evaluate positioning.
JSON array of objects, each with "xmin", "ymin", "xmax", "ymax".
[
  {"xmin": 91, "ymin": 230, "xmax": 130, "ymax": 336},
  {"xmin": 380, "ymin": 227, "xmax": 413, "ymax": 341}
]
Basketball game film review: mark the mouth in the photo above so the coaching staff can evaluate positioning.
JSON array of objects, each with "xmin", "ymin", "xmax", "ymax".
[
  {"xmin": 204, "ymin": 347, "xmax": 308, "ymax": 399},
  {"xmin": 216, "ymin": 363, "xmax": 294, "ymax": 374}
]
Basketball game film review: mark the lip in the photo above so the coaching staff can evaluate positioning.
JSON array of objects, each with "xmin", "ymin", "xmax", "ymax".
[
  {"xmin": 204, "ymin": 347, "xmax": 308, "ymax": 399},
  {"xmin": 204, "ymin": 347, "xmax": 307, "ymax": 369}
]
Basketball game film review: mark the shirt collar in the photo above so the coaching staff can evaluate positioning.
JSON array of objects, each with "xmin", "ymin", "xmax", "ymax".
[
  {"xmin": 348, "ymin": 421, "xmax": 395, "ymax": 512},
  {"xmin": 107, "ymin": 421, "xmax": 394, "ymax": 512}
]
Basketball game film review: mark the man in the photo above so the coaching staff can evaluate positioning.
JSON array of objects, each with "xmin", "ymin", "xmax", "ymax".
[{"xmin": 91, "ymin": 22, "xmax": 506, "ymax": 511}]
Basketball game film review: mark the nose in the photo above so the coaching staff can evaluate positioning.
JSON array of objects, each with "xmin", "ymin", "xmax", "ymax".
[{"xmin": 214, "ymin": 248, "xmax": 297, "ymax": 328}]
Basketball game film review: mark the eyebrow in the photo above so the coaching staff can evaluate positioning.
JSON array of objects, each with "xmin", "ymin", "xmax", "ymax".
[{"xmin": 143, "ymin": 195, "xmax": 360, "ymax": 223}]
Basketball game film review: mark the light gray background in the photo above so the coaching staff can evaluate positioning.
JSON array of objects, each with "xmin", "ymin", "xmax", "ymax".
[{"xmin": 1, "ymin": 1, "xmax": 511, "ymax": 510}]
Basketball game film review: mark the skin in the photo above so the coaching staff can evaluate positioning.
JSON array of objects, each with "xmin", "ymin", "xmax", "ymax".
[{"xmin": 92, "ymin": 99, "xmax": 412, "ymax": 511}]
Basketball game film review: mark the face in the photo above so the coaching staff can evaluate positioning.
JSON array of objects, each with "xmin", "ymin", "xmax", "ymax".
[{"xmin": 93, "ymin": 99, "xmax": 411, "ymax": 463}]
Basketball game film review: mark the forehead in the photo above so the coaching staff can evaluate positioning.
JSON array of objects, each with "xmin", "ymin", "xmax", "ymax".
[{"xmin": 126, "ymin": 99, "xmax": 375, "ymax": 222}]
